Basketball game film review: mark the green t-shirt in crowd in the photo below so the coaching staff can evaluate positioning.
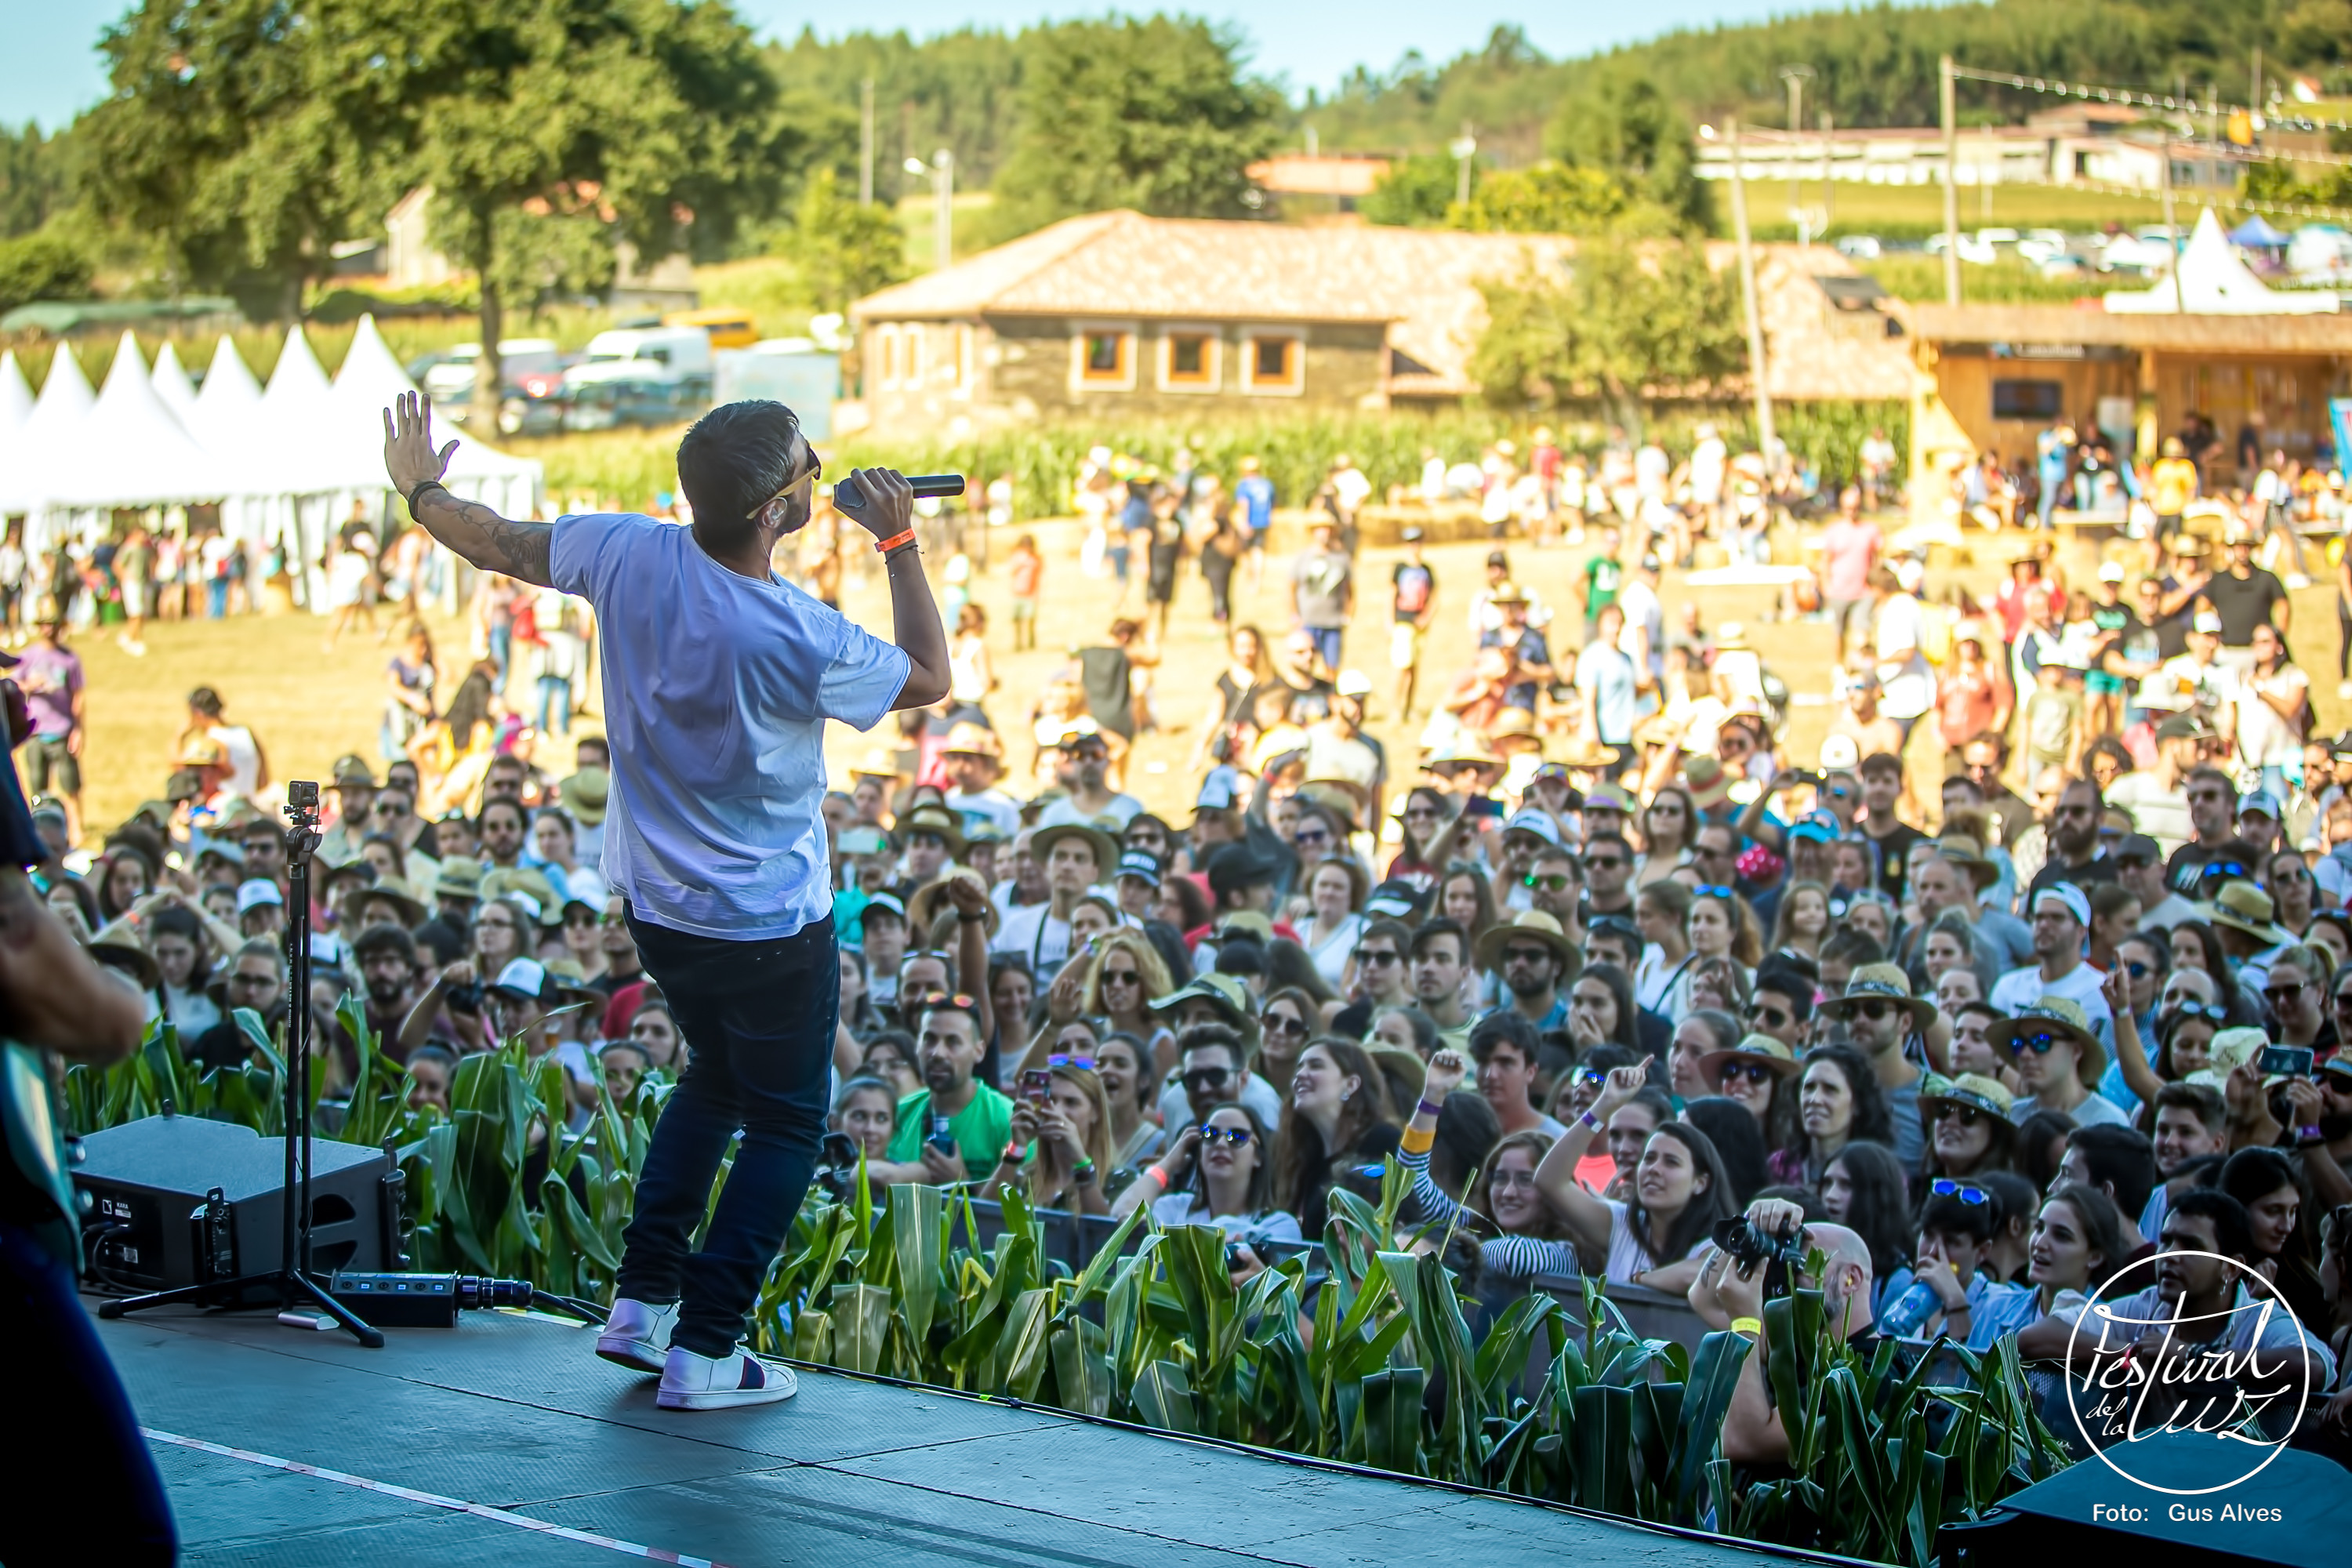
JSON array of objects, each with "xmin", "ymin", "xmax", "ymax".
[
  {"xmin": 1581, "ymin": 554, "xmax": 1623, "ymax": 618},
  {"xmin": 887, "ymin": 1083, "xmax": 1016, "ymax": 1181}
]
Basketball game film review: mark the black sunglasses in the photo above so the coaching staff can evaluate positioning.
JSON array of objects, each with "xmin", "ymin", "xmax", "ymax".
[
  {"xmin": 1718, "ymin": 1060, "xmax": 1777, "ymax": 1086},
  {"xmin": 1181, "ymin": 1066, "xmax": 1232, "ymax": 1090},
  {"xmin": 1199, "ymin": 1125, "xmax": 1253, "ymax": 1147},
  {"xmin": 1933, "ymin": 1103, "xmax": 1984, "ymax": 1127}
]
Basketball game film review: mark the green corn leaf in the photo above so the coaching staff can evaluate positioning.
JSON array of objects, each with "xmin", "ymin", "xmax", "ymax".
[
  {"xmin": 792, "ymin": 1307, "xmax": 834, "ymax": 1364},
  {"xmin": 1356, "ymin": 1366, "xmax": 1427, "ymax": 1475},
  {"xmin": 998, "ymin": 1287, "xmax": 1054, "ymax": 1402},
  {"xmin": 1048, "ymin": 1319, "xmax": 1112, "ymax": 1418},
  {"xmin": 1571, "ymin": 1383, "xmax": 1635, "ymax": 1516},
  {"xmin": 891, "ymin": 1183, "xmax": 945, "ymax": 1350},
  {"xmin": 1131, "ymin": 1359, "xmax": 1198, "ymax": 1435},
  {"xmin": 829, "ymin": 1281, "xmax": 895, "ymax": 1374},
  {"xmin": 1671, "ymin": 1330, "xmax": 1751, "ymax": 1515}
]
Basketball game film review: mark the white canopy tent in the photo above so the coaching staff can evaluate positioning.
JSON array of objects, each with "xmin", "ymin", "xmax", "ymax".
[
  {"xmin": 0, "ymin": 319, "xmax": 543, "ymax": 612},
  {"xmin": 0, "ymin": 345, "xmax": 93, "ymax": 520},
  {"xmin": 2105, "ymin": 209, "xmax": 2342, "ymax": 315},
  {"xmin": 31, "ymin": 332, "xmax": 228, "ymax": 510}
]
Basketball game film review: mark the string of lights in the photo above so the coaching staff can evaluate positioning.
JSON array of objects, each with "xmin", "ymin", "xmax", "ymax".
[{"xmin": 1947, "ymin": 63, "xmax": 2352, "ymax": 136}]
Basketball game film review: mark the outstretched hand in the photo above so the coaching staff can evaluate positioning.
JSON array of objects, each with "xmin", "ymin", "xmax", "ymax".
[{"xmin": 383, "ymin": 391, "xmax": 457, "ymax": 495}]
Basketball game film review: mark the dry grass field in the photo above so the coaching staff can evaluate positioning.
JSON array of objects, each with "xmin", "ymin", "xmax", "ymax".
[{"xmin": 56, "ymin": 517, "xmax": 2352, "ymax": 841}]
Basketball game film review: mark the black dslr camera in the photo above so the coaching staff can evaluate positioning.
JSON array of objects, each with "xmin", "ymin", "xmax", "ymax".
[
  {"xmin": 811, "ymin": 1131, "xmax": 862, "ymax": 1203},
  {"xmin": 1711, "ymin": 1213, "xmax": 1806, "ymax": 1297}
]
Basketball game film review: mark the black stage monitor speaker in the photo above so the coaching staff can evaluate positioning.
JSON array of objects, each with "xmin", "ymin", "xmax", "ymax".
[{"xmin": 75, "ymin": 1113, "xmax": 400, "ymax": 1293}]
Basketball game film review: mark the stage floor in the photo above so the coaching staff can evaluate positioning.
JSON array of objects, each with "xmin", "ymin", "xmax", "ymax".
[{"xmin": 94, "ymin": 1298, "xmax": 1789, "ymax": 1567}]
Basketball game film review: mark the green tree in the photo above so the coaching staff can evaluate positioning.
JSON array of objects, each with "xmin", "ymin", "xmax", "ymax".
[
  {"xmin": 386, "ymin": 0, "xmax": 795, "ymax": 428},
  {"xmin": 0, "ymin": 230, "xmax": 93, "ymax": 314},
  {"xmin": 791, "ymin": 168, "xmax": 907, "ymax": 312},
  {"xmin": 1544, "ymin": 73, "xmax": 1711, "ymax": 234},
  {"xmin": 1470, "ymin": 237, "xmax": 1743, "ymax": 434},
  {"xmin": 0, "ymin": 124, "xmax": 76, "ymax": 241},
  {"xmin": 1447, "ymin": 163, "xmax": 1684, "ymax": 236},
  {"xmin": 991, "ymin": 16, "xmax": 1282, "ymax": 235},
  {"xmin": 80, "ymin": 0, "xmax": 395, "ymax": 317},
  {"xmin": 1361, "ymin": 154, "xmax": 1466, "ymax": 227}
]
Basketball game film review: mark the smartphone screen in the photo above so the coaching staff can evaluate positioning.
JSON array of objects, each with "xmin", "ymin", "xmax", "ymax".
[
  {"xmin": 1021, "ymin": 1069, "xmax": 1053, "ymax": 1105},
  {"xmin": 2258, "ymin": 1044, "xmax": 2314, "ymax": 1079}
]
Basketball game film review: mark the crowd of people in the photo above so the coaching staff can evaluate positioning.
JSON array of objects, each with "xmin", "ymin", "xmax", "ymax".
[{"xmin": 29, "ymin": 402, "xmax": 2352, "ymax": 1465}]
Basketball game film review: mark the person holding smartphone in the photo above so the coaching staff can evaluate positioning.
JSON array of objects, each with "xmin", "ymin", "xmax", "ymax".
[{"xmin": 982, "ymin": 1064, "xmax": 1112, "ymax": 1213}]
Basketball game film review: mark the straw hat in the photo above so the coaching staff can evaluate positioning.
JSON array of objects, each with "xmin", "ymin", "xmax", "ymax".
[
  {"xmin": 2199, "ymin": 881, "xmax": 2294, "ymax": 947},
  {"xmin": 557, "ymin": 767, "xmax": 609, "ymax": 827},
  {"xmin": 1987, "ymin": 998, "xmax": 2107, "ymax": 1087},
  {"xmin": 1916, "ymin": 1071, "xmax": 2017, "ymax": 1125},
  {"xmin": 895, "ymin": 803, "xmax": 967, "ymax": 857},
  {"xmin": 481, "ymin": 866, "xmax": 565, "ymax": 927},
  {"xmin": 1029, "ymin": 822, "xmax": 1116, "ymax": 877},
  {"xmin": 1820, "ymin": 963, "xmax": 1937, "ymax": 1030},
  {"xmin": 1933, "ymin": 833, "xmax": 2002, "ymax": 890},
  {"xmin": 1698, "ymin": 1033, "xmax": 1801, "ymax": 1081},
  {"xmin": 940, "ymin": 721, "xmax": 1004, "ymax": 759},
  {"xmin": 89, "ymin": 927, "xmax": 162, "ymax": 991},
  {"xmin": 1682, "ymin": 755, "xmax": 1732, "ymax": 812},
  {"xmin": 1473, "ymin": 909, "xmax": 1577, "ymax": 971}
]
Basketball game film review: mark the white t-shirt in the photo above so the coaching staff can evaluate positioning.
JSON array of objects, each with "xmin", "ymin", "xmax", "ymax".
[
  {"xmin": 2234, "ymin": 664, "xmax": 2310, "ymax": 768},
  {"xmin": 1602, "ymin": 1197, "xmax": 1710, "ymax": 1284},
  {"xmin": 1987, "ymin": 960, "xmax": 2117, "ymax": 1050},
  {"xmin": 993, "ymin": 899, "xmax": 1075, "ymax": 973},
  {"xmin": 550, "ymin": 512, "xmax": 908, "ymax": 940},
  {"xmin": 1036, "ymin": 793, "xmax": 1142, "ymax": 829},
  {"xmin": 1149, "ymin": 1192, "xmax": 1305, "ymax": 1247}
]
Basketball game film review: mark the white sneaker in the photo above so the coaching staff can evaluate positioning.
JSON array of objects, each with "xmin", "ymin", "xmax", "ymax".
[
  {"xmin": 595, "ymin": 1298, "xmax": 678, "ymax": 1373},
  {"xmin": 656, "ymin": 1344, "xmax": 797, "ymax": 1410}
]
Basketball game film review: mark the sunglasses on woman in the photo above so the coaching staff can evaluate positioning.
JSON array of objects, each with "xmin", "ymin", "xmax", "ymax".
[
  {"xmin": 1047, "ymin": 1053, "xmax": 1096, "ymax": 1072},
  {"xmin": 1718, "ymin": 1060, "xmax": 1776, "ymax": 1087},
  {"xmin": 2164, "ymin": 1001, "xmax": 2228, "ymax": 1023},
  {"xmin": 1199, "ymin": 1126, "xmax": 1253, "ymax": 1147},
  {"xmin": 1263, "ymin": 1014, "xmax": 1308, "ymax": 1037},
  {"xmin": 1929, "ymin": 1178, "xmax": 1991, "ymax": 1204},
  {"xmin": 1932, "ymin": 1103, "xmax": 1984, "ymax": 1127}
]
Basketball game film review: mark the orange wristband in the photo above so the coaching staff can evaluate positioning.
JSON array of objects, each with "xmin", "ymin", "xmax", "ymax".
[{"xmin": 873, "ymin": 528, "xmax": 916, "ymax": 554}]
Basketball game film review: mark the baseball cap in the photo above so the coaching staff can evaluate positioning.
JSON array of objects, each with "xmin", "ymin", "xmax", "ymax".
[
  {"xmin": 2191, "ymin": 610, "xmax": 2223, "ymax": 634},
  {"xmin": 2096, "ymin": 561, "xmax": 2126, "ymax": 583},
  {"xmin": 2154, "ymin": 713, "xmax": 2206, "ymax": 742},
  {"xmin": 1402, "ymin": 526, "xmax": 1424, "ymax": 542},
  {"xmin": 1583, "ymin": 783, "xmax": 1634, "ymax": 815},
  {"xmin": 490, "ymin": 958, "xmax": 549, "ymax": 1000},
  {"xmin": 1195, "ymin": 765, "xmax": 1240, "ymax": 814},
  {"xmin": 2238, "ymin": 789, "xmax": 2282, "ymax": 822},
  {"xmin": 2031, "ymin": 883, "xmax": 2092, "ymax": 927},
  {"xmin": 1335, "ymin": 669, "xmax": 1373, "ymax": 699},
  {"xmin": 1115, "ymin": 849, "xmax": 1163, "ymax": 884},
  {"xmin": 2113, "ymin": 833, "xmax": 2161, "ymax": 865},
  {"xmin": 862, "ymin": 891, "xmax": 908, "ymax": 926},
  {"xmin": 1790, "ymin": 811, "xmax": 1841, "ymax": 845},
  {"xmin": 236, "ymin": 879, "xmax": 285, "ymax": 913},
  {"xmin": 1818, "ymin": 735, "xmax": 1861, "ymax": 771},
  {"xmin": 1363, "ymin": 878, "xmax": 1425, "ymax": 920},
  {"xmin": 1501, "ymin": 808, "xmax": 1563, "ymax": 847}
]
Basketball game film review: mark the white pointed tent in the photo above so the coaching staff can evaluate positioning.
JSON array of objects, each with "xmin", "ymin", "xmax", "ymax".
[
  {"xmin": 186, "ymin": 336, "xmax": 270, "ymax": 554},
  {"xmin": 151, "ymin": 340, "xmax": 198, "ymax": 425},
  {"xmin": 2105, "ymin": 209, "xmax": 2342, "ymax": 314},
  {"xmin": 0, "ymin": 345, "xmax": 94, "ymax": 521},
  {"xmin": 0, "ymin": 351, "xmax": 31, "ymax": 434},
  {"xmin": 315, "ymin": 316, "xmax": 541, "ymax": 517},
  {"xmin": 28, "ymin": 332, "xmax": 225, "ymax": 511}
]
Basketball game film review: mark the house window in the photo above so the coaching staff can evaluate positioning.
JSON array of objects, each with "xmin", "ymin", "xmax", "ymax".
[
  {"xmin": 1071, "ymin": 325, "xmax": 1138, "ymax": 390},
  {"xmin": 1241, "ymin": 332, "xmax": 1303, "ymax": 395},
  {"xmin": 877, "ymin": 328, "xmax": 900, "ymax": 390},
  {"xmin": 1991, "ymin": 379, "xmax": 2063, "ymax": 420},
  {"xmin": 1160, "ymin": 332, "xmax": 1218, "ymax": 391}
]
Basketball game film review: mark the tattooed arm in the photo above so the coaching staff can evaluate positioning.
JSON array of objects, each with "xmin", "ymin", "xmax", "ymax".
[{"xmin": 381, "ymin": 392, "xmax": 555, "ymax": 588}]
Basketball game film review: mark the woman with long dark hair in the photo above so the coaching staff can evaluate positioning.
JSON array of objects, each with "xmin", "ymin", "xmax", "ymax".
[
  {"xmin": 1635, "ymin": 786, "xmax": 1697, "ymax": 884},
  {"xmin": 1149, "ymin": 1103, "xmax": 1299, "ymax": 1247},
  {"xmin": 2167, "ymin": 920, "xmax": 2261, "ymax": 1026},
  {"xmin": 1567, "ymin": 961, "xmax": 1643, "ymax": 1058},
  {"xmin": 1780, "ymin": 1043, "xmax": 1893, "ymax": 1187},
  {"xmin": 1389, "ymin": 786, "xmax": 1468, "ymax": 885},
  {"xmin": 2221, "ymin": 1146, "xmax": 2328, "ymax": 1331},
  {"xmin": 1917, "ymin": 1073, "xmax": 2019, "ymax": 1191},
  {"xmin": 1436, "ymin": 865, "xmax": 1498, "ymax": 947},
  {"xmin": 1703, "ymin": 1033, "xmax": 1803, "ymax": 1174},
  {"xmin": 1532, "ymin": 1064, "xmax": 1736, "ymax": 1290},
  {"xmin": 1680, "ymin": 1097, "xmax": 1768, "ymax": 1210},
  {"xmin": 1818, "ymin": 1140, "xmax": 1915, "ymax": 1312},
  {"xmin": 1273, "ymin": 1037, "xmax": 1399, "ymax": 1239}
]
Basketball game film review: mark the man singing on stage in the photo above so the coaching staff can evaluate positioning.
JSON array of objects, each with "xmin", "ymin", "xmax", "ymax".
[{"xmin": 384, "ymin": 394, "xmax": 947, "ymax": 1409}]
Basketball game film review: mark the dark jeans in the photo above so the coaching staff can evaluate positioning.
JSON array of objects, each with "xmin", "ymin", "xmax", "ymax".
[
  {"xmin": 614, "ymin": 907, "xmax": 838, "ymax": 1359},
  {"xmin": 0, "ymin": 1223, "xmax": 176, "ymax": 1565}
]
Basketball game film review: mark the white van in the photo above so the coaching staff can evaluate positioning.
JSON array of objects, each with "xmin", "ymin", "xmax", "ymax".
[
  {"xmin": 421, "ymin": 338, "xmax": 561, "ymax": 404},
  {"xmin": 564, "ymin": 326, "xmax": 713, "ymax": 387}
]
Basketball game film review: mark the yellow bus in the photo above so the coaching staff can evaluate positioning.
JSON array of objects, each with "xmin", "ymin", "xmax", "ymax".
[{"xmin": 663, "ymin": 307, "xmax": 758, "ymax": 349}]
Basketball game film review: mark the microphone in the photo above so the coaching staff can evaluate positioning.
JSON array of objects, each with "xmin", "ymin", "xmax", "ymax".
[{"xmin": 836, "ymin": 474, "xmax": 964, "ymax": 511}]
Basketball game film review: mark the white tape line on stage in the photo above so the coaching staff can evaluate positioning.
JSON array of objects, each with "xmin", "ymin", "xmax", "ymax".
[{"xmin": 142, "ymin": 1428, "xmax": 735, "ymax": 1567}]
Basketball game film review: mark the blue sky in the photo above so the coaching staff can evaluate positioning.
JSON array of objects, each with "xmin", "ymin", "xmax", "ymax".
[{"xmin": 13, "ymin": 2, "xmax": 1898, "ymax": 131}]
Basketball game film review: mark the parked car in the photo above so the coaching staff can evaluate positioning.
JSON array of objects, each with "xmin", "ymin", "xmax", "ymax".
[
  {"xmin": 423, "ymin": 338, "xmax": 564, "ymax": 419},
  {"xmin": 557, "ymin": 376, "xmax": 709, "ymax": 433},
  {"xmin": 564, "ymin": 326, "xmax": 713, "ymax": 392},
  {"xmin": 1834, "ymin": 234, "xmax": 1882, "ymax": 260}
]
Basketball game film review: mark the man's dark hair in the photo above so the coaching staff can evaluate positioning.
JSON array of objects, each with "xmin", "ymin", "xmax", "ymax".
[
  {"xmin": 1859, "ymin": 751, "xmax": 1903, "ymax": 780},
  {"xmin": 351, "ymin": 922, "xmax": 418, "ymax": 967},
  {"xmin": 1408, "ymin": 916, "xmax": 1468, "ymax": 964},
  {"xmin": 1750, "ymin": 961, "xmax": 1817, "ymax": 1021},
  {"xmin": 2167, "ymin": 1188, "xmax": 2254, "ymax": 1262},
  {"xmin": 1212, "ymin": 939, "xmax": 1265, "ymax": 981},
  {"xmin": 2154, "ymin": 1080, "xmax": 2227, "ymax": 1134},
  {"xmin": 478, "ymin": 797, "xmax": 527, "ymax": 831},
  {"xmin": 1942, "ymin": 772, "xmax": 1986, "ymax": 802},
  {"xmin": 1584, "ymin": 830, "xmax": 1632, "ymax": 860},
  {"xmin": 1468, "ymin": 1007, "xmax": 1540, "ymax": 1067},
  {"xmin": 1358, "ymin": 916, "xmax": 1411, "ymax": 954},
  {"xmin": 2089, "ymin": 882, "xmax": 2139, "ymax": 924},
  {"xmin": 898, "ymin": 947, "xmax": 957, "ymax": 990},
  {"xmin": 1820, "ymin": 927, "xmax": 1886, "ymax": 971},
  {"xmin": 2065, "ymin": 1124, "xmax": 2158, "ymax": 1222},
  {"xmin": 677, "ymin": 401, "xmax": 804, "ymax": 548},
  {"xmin": 1178, "ymin": 1022, "xmax": 1250, "ymax": 1074},
  {"xmin": 1918, "ymin": 1189, "xmax": 2000, "ymax": 1246}
]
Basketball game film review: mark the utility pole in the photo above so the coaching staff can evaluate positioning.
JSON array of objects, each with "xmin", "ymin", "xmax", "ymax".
[
  {"xmin": 1821, "ymin": 108, "xmax": 1836, "ymax": 232},
  {"xmin": 858, "ymin": 78, "xmax": 875, "ymax": 205},
  {"xmin": 1940, "ymin": 54, "xmax": 1961, "ymax": 307},
  {"xmin": 2252, "ymin": 46, "xmax": 2263, "ymax": 117},
  {"xmin": 906, "ymin": 150, "xmax": 954, "ymax": 270},
  {"xmin": 2159, "ymin": 132, "xmax": 2183, "ymax": 313},
  {"xmin": 1780, "ymin": 65, "xmax": 1813, "ymax": 241},
  {"xmin": 1726, "ymin": 118, "xmax": 1777, "ymax": 459},
  {"xmin": 1450, "ymin": 124, "xmax": 1478, "ymax": 208}
]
